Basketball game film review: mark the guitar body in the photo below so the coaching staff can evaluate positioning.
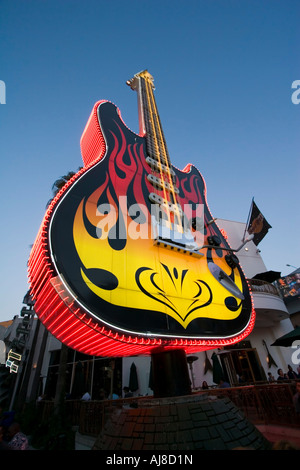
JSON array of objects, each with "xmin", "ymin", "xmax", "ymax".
[
  {"xmin": 29, "ymin": 71, "xmax": 255, "ymax": 357},
  {"xmin": 45, "ymin": 100, "xmax": 252, "ymax": 342}
]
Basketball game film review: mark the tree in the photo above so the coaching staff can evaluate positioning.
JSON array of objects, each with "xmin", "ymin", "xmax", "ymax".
[{"xmin": 46, "ymin": 169, "xmax": 81, "ymax": 207}]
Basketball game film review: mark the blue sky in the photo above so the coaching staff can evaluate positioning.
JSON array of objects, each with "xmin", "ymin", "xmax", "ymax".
[{"xmin": 0, "ymin": 0, "xmax": 299, "ymax": 322}]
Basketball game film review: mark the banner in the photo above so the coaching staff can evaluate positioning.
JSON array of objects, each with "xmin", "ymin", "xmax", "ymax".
[
  {"xmin": 246, "ymin": 200, "xmax": 272, "ymax": 246},
  {"xmin": 275, "ymin": 270, "xmax": 300, "ymax": 302}
]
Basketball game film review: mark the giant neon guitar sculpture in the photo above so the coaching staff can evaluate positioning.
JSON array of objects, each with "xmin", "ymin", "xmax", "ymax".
[{"xmin": 28, "ymin": 70, "xmax": 255, "ymax": 356}]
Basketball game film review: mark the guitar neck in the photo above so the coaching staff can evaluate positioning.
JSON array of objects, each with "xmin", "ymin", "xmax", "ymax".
[
  {"xmin": 127, "ymin": 70, "xmax": 171, "ymax": 168},
  {"xmin": 127, "ymin": 71, "xmax": 202, "ymax": 254}
]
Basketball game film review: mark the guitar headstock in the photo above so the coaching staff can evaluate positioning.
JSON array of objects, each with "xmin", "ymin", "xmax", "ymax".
[{"xmin": 126, "ymin": 69, "xmax": 155, "ymax": 90}]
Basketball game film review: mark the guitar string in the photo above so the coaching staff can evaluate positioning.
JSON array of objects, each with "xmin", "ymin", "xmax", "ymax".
[
  {"xmin": 148, "ymin": 81, "xmax": 184, "ymax": 232},
  {"xmin": 143, "ymin": 76, "xmax": 172, "ymax": 228},
  {"xmin": 145, "ymin": 77, "xmax": 180, "ymax": 225},
  {"xmin": 143, "ymin": 76, "xmax": 183, "ymax": 233}
]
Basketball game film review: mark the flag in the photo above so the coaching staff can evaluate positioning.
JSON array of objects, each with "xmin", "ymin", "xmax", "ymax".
[{"xmin": 246, "ymin": 200, "xmax": 272, "ymax": 246}]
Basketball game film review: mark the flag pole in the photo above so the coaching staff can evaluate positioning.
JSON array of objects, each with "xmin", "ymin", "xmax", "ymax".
[{"xmin": 243, "ymin": 197, "xmax": 254, "ymax": 242}]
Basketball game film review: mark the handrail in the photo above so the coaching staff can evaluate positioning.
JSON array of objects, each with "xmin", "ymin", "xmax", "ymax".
[
  {"xmin": 78, "ymin": 383, "xmax": 300, "ymax": 434},
  {"xmin": 204, "ymin": 382, "xmax": 300, "ymax": 427},
  {"xmin": 35, "ymin": 382, "xmax": 300, "ymax": 436},
  {"xmin": 247, "ymin": 278, "xmax": 281, "ymax": 297}
]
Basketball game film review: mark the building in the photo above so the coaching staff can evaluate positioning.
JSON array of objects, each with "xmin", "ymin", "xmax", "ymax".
[
  {"xmin": 121, "ymin": 219, "xmax": 295, "ymax": 393},
  {"xmin": 274, "ymin": 267, "xmax": 300, "ymax": 328},
  {"xmin": 0, "ymin": 219, "xmax": 298, "ymax": 406}
]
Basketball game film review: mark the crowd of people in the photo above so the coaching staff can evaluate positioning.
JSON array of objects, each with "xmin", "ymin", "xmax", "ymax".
[
  {"xmin": 80, "ymin": 386, "xmax": 134, "ymax": 401},
  {"xmin": 267, "ymin": 364, "xmax": 300, "ymax": 383},
  {"xmin": 1, "ymin": 363, "xmax": 299, "ymax": 451},
  {"xmin": 0, "ymin": 411, "xmax": 29, "ymax": 450}
]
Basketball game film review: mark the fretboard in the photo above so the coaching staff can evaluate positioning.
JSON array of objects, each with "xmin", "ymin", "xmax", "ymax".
[
  {"xmin": 127, "ymin": 70, "xmax": 201, "ymax": 254},
  {"xmin": 127, "ymin": 70, "xmax": 172, "ymax": 169}
]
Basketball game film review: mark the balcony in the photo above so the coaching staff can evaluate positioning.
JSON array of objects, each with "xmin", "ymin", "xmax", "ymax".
[
  {"xmin": 34, "ymin": 383, "xmax": 300, "ymax": 441},
  {"xmin": 248, "ymin": 279, "xmax": 289, "ymax": 327}
]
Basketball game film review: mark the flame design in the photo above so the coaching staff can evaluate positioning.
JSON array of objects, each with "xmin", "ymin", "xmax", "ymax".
[
  {"xmin": 135, "ymin": 265, "xmax": 213, "ymax": 328},
  {"xmin": 71, "ymin": 110, "xmax": 248, "ymax": 330},
  {"xmin": 27, "ymin": 99, "xmax": 254, "ymax": 357}
]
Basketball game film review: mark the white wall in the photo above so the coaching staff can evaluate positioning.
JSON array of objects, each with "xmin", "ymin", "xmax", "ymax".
[
  {"xmin": 248, "ymin": 318, "xmax": 298, "ymax": 376},
  {"xmin": 122, "ymin": 350, "xmax": 218, "ymax": 392},
  {"xmin": 216, "ymin": 219, "xmax": 267, "ymax": 278}
]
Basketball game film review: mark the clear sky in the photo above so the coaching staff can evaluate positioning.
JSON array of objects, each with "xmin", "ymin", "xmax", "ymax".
[{"xmin": 0, "ymin": 0, "xmax": 299, "ymax": 323}]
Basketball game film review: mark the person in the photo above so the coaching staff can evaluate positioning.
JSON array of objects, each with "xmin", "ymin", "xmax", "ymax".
[
  {"xmin": 277, "ymin": 368, "xmax": 288, "ymax": 381},
  {"xmin": 238, "ymin": 374, "xmax": 246, "ymax": 385},
  {"xmin": 123, "ymin": 386, "xmax": 133, "ymax": 398},
  {"xmin": 0, "ymin": 425, "xmax": 10, "ymax": 450},
  {"xmin": 219, "ymin": 379, "xmax": 230, "ymax": 388},
  {"xmin": 0, "ymin": 409, "xmax": 15, "ymax": 444},
  {"xmin": 201, "ymin": 381, "xmax": 209, "ymax": 390},
  {"xmin": 81, "ymin": 391, "xmax": 91, "ymax": 401},
  {"xmin": 293, "ymin": 381, "xmax": 300, "ymax": 414},
  {"xmin": 0, "ymin": 410, "xmax": 15, "ymax": 429},
  {"xmin": 267, "ymin": 372, "xmax": 275, "ymax": 383},
  {"xmin": 111, "ymin": 390, "xmax": 119, "ymax": 399},
  {"xmin": 7, "ymin": 422, "xmax": 28, "ymax": 450},
  {"xmin": 287, "ymin": 364, "xmax": 298, "ymax": 380}
]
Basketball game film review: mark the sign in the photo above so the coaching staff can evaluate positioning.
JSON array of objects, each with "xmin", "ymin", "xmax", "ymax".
[
  {"xmin": 28, "ymin": 74, "xmax": 254, "ymax": 357},
  {"xmin": 276, "ymin": 270, "xmax": 300, "ymax": 302},
  {"xmin": 5, "ymin": 349, "xmax": 22, "ymax": 373}
]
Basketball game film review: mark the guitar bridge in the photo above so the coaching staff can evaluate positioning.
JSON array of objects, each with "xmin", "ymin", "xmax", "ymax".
[{"xmin": 151, "ymin": 216, "xmax": 203, "ymax": 257}]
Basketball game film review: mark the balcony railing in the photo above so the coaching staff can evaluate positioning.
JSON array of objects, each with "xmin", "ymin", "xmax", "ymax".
[
  {"xmin": 206, "ymin": 382, "xmax": 300, "ymax": 427},
  {"xmin": 35, "ymin": 382, "xmax": 300, "ymax": 437},
  {"xmin": 248, "ymin": 279, "xmax": 281, "ymax": 297}
]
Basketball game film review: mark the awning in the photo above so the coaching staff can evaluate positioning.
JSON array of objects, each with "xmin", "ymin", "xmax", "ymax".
[
  {"xmin": 252, "ymin": 270, "xmax": 281, "ymax": 283},
  {"xmin": 271, "ymin": 326, "xmax": 300, "ymax": 347}
]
